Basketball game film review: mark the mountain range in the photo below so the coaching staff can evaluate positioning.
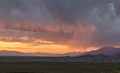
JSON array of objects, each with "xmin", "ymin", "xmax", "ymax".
[
  {"xmin": 0, "ymin": 47, "xmax": 120, "ymax": 63},
  {"xmin": 0, "ymin": 50, "xmax": 82, "ymax": 57},
  {"xmin": 86, "ymin": 47, "xmax": 120, "ymax": 56},
  {"xmin": 0, "ymin": 47, "xmax": 120, "ymax": 56}
]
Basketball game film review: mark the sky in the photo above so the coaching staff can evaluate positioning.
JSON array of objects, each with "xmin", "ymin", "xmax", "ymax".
[{"xmin": 0, "ymin": 0, "xmax": 120, "ymax": 54}]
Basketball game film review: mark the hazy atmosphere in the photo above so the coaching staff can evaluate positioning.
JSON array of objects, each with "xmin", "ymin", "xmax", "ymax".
[{"xmin": 0, "ymin": 0, "xmax": 120, "ymax": 54}]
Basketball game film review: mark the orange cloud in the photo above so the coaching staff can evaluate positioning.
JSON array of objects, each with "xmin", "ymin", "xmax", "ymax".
[
  {"xmin": 0, "ymin": 20, "xmax": 99, "ymax": 54},
  {"xmin": 0, "ymin": 39, "xmax": 97, "ymax": 54},
  {"xmin": 0, "ymin": 40, "xmax": 73, "ymax": 54}
]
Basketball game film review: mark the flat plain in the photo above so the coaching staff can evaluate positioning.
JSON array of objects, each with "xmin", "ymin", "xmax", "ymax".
[{"xmin": 0, "ymin": 62, "xmax": 120, "ymax": 73}]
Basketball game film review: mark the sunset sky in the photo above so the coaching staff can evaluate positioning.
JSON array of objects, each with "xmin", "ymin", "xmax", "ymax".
[{"xmin": 0, "ymin": 0, "xmax": 120, "ymax": 54}]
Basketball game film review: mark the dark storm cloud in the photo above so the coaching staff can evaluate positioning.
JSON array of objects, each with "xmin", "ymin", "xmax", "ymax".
[
  {"xmin": 88, "ymin": 2, "xmax": 120, "ymax": 47},
  {"xmin": 0, "ymin": 0, "xmax": 120, "ymax": 48},
  {"xmin": 0, "ymin": 0, "xmax": 113, "ymax": 24}
]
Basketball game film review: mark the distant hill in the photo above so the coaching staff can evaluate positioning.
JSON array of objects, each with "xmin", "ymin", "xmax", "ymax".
[
  {"xmin": 0, "ymin": 47, "xmax": 120, "ymax": 57},
  {"xmin": 0, "ymin": 50, "xmax": 26, "ymax": 56},
  {"xmin": 86, "ymin": 47, "xmax": 120, "ymax": 56},
  {"xmin": 0, "ymin": 50, "xmax": 82, "ymax": 57},
  {"xmin": 74, "ymin": 47, "xmax": 120, "ymax": 63},
  {"xmin": 0, "ymin": 47, "xmax": 120, "ymax": 63},
  {"xmin": 0, "ymin": 50, "xmax": 58, "ymax": 56}
]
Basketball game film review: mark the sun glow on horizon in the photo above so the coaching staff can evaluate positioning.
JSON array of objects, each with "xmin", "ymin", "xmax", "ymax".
[
  {"xmin": 0, "ymin": 40, "xmax": 97, "ymax": 54},
  {"xmin": 0, "ymin": 41, "xmax": 75, "ymax": 54}
]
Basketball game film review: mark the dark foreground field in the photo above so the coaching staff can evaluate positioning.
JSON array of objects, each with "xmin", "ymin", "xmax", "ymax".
[{"xmin": 0, "ymin": 62, "xmax": 120, "ymax": 73}]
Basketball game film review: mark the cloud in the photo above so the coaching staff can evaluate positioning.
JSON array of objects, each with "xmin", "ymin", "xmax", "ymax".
[
  {"xmin": 0, "ymin": 0, "xmax": 120, "ymax": 50},
  {"xmin": 88, "ymin": 2, "xmax": 120, "ymax": 47}
]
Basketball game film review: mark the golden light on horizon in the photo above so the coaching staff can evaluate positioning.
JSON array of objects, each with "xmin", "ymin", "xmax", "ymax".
[
  {"xmin": 0, "ymin": 41, "xmax": 76, "ymax": 54},
  {"xmin": 0, "ymin": 40, "xmax": 97, "ymax": 54},
  {"xmin": 0, "ymin": 19, "xmax": 98, "ymax": 55}
]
